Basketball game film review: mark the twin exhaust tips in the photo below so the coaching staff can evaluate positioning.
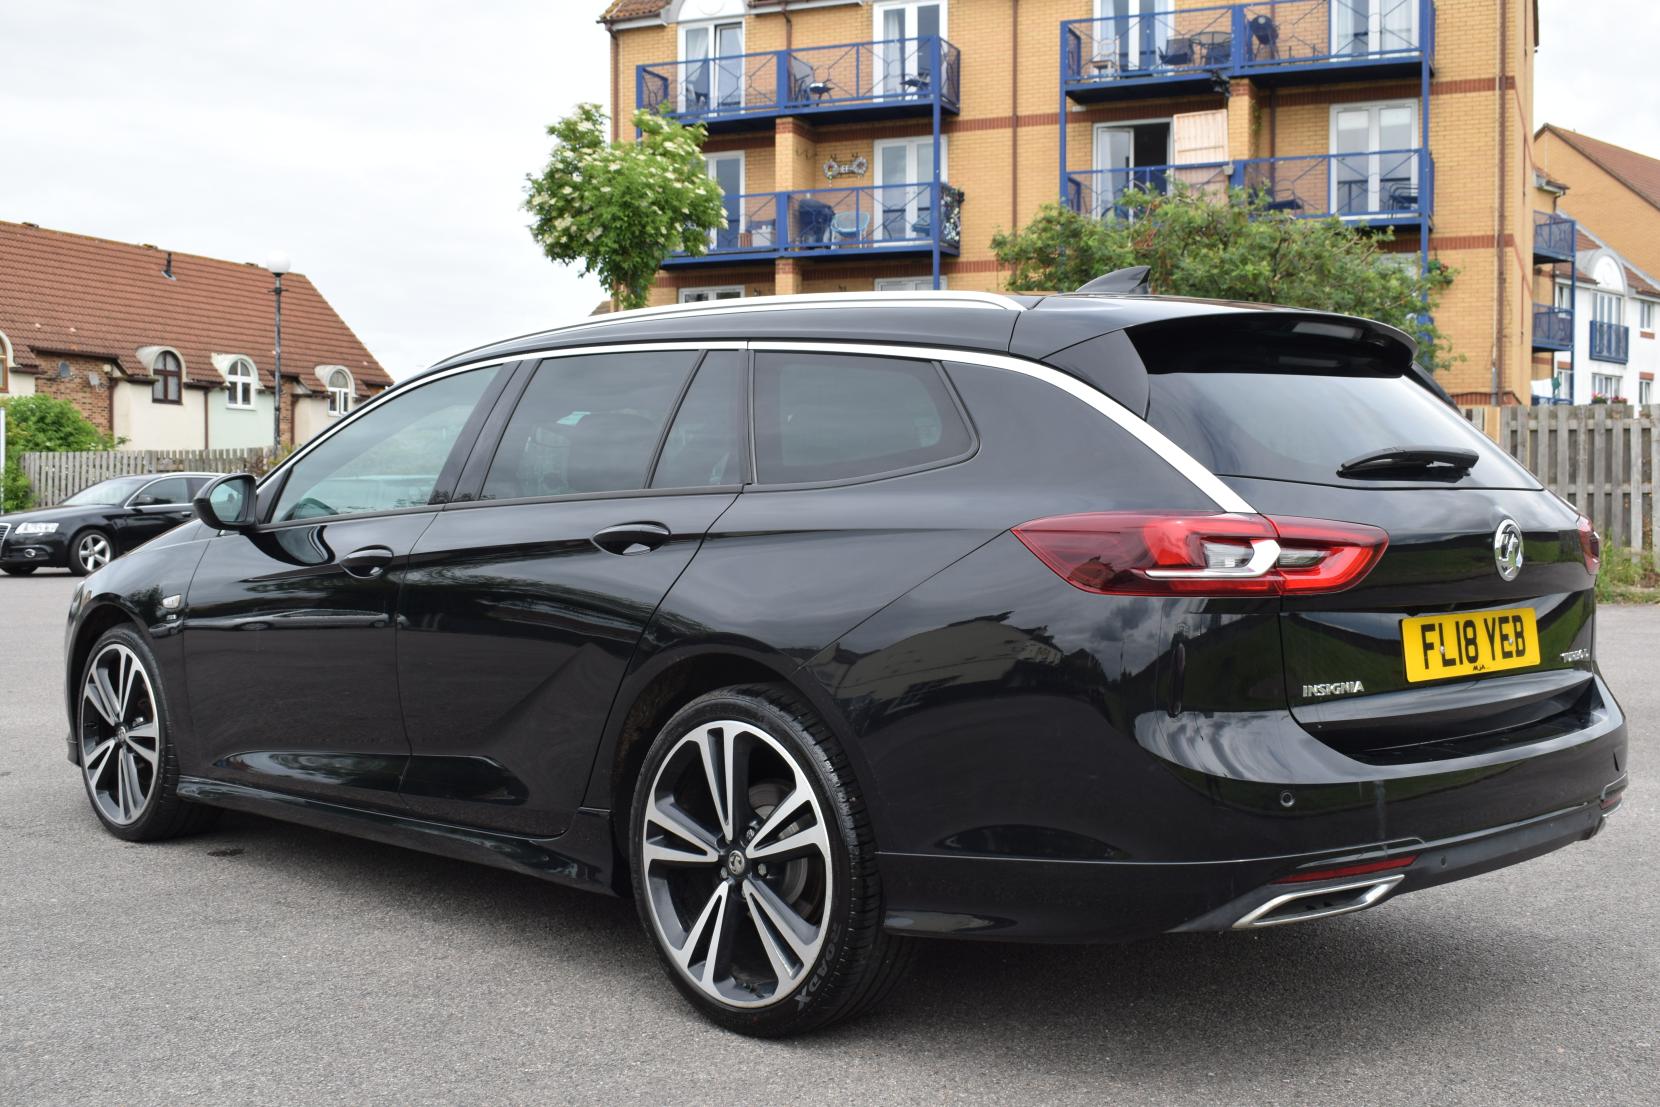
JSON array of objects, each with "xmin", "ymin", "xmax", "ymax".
[{"xmin": 1231, "ymin": 875, "xmax": 1406, "ymax": 929}]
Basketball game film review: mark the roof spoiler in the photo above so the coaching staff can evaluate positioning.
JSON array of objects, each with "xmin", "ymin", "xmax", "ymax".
[{"xmin": 1076, "ymin": 266, "xmax": 1151, "ymax": 295}]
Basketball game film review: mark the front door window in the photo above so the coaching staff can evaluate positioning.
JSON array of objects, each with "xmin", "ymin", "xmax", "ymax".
[
  {"xmin": 876, "ymin": 136, "xmax": 940, "ymax": 241},
  {"xmin": 705, "ymin": 153, "xmax": 744, "ymax": 250},
  {"xmin": 1332, "ymin": 103, "xmax": 1416, "ymax": 216},
  {"xmin": 875, "ymin": 2, "xmax": 944, "ymax": 97},
  {"xmin": 1333, "ymin": 0, "xmax": 1417, "ymax": 57},
  {"xmin": 1094, "ymin": 0, "xmax": 1168, "ymax": 73}
]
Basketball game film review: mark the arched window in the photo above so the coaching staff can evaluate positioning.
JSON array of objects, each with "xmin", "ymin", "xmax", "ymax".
[
  {"xmin": 226, "ymin": 358, "xmax": 256, "ymax": 409},
  {"xmin": 152, "ymin": 350, "xmax": 183, "ymax": 404},
  {"xmin": 326, "ymin": 368, "xmax": 353, "ymax": 416}
]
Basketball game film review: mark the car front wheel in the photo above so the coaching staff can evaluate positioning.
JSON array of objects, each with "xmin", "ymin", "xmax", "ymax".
[
  {"xmin": 629, "ymin": 683, "xmax": 912, "ymax": 1037},
  {"xmin": 69, "ymin": 529, "xmax": 114, "ymax": 576}
]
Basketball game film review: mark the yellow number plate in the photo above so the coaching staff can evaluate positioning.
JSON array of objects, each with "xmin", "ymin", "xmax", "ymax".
[{"xmin": 1401, "ymin": 608, "xmax": 1540, "ymax": 683}]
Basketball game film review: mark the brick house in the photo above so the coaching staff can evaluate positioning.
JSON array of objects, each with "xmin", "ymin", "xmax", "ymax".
[
  {"xmin": 602, "ymin": 0, "xmax": 1579, "ymax": 405},
  {"xmin": 0, "ymin": 221, "xmax": 391, "ymax": 449}
]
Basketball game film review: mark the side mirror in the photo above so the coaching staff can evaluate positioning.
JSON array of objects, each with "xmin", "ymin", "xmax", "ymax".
[{"xmin": 194, "ymin": 473, "xmax": 258, "ymax": 532}]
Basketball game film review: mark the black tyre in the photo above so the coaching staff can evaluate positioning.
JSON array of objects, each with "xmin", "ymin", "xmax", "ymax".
[
  {"xmin": 68, "ymin": 528, "xmax": 115, "ymax": 576},
  {"xmin": 2, "ymin": 565, "xmax": 38, "ymax": 576},
  {"xmin": 75, "ymin": 626, "xmax": 220, "ymax": 842},
  {"xmin": 629, "ymin": 682, "xmax": 912, "ymax": 1037}
]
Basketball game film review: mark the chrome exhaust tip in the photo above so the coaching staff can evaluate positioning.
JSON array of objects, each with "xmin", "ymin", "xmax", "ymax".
[{"xmin": 1231, "ymin": 874, "xmax": 1405, "ymax": 929}]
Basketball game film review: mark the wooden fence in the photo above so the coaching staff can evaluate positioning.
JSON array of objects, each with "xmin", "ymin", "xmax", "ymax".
[
  {"xmin": 1464, "ymin": 405, "xmax": 1659, "ymax": 551},
  {"xmin": 17, "ymin": 448, "xmax": 270, "ymax": 507}
]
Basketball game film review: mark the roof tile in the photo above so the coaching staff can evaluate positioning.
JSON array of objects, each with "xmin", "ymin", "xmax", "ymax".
[{"xmin": 1542, "ymin": 125, "xmax": 1660, "ymax": 214}]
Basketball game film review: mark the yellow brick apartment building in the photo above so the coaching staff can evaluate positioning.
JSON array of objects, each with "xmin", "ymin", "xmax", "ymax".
[{"xmin": 602, "ymin": 0, "xmax": 1570, "ymax": 404}]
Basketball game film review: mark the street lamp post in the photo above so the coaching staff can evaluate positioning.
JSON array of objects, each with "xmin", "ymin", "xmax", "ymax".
[{"xmin": 265, "ymin": 252, "xmax": 291, "ymax": 455}]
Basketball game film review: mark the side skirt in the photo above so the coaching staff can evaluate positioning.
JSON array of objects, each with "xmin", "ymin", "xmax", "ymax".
[{"xmin": 176, "ymin": 777, "xmax": 618, "ymax": 895}]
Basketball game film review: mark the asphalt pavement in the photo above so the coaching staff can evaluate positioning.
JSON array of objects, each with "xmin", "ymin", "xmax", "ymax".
[{"xmin": 1, "ymin": 570, "xmax": 1655, "ymax": 1106}]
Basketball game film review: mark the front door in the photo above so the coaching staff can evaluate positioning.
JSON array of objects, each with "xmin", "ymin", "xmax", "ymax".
[
  {"xmin": 874, "ymin": 1, "xmax": 944, "ymax": 96},
  {"xmin": 1332, "ymin": 102, "xmax": 1416, "ymax": 216},
  {"xmin": 395, "ymin": 348, "xmax": 748, "ymax": 837},
  {"xmin": 681, "ymin": 21, "xmax": 743, "ymax": 113},
  {"xmin": 180, "ymin": 363, "xmax": 509, "ymax": 809},
  {"xmin": 876, "ymin": 136, "xmax": 939, "ymax": 241},
  {"xmin": 1096, "ymin": 0, "xmax": 1167, "ymax": 72},
  {"xmin": 1333, "ymin": 0, "xmax": 1416, "ymax": 57},
  {"xmin": 1093, "ymin": 126, "xmax": 1134, "ymax": 215}
]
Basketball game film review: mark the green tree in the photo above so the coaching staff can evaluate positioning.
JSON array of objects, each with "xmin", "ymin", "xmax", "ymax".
[
  {"xmin": 991, "ymin": 185, "xmax": 1457, "ymax": 370},
  {"xmin": 525, "ymin": 103, "xmax": 727, "ymax": 311},
  {"xmin": 0, "ymin": 394, "xmax": 119, "ymax": 511}
]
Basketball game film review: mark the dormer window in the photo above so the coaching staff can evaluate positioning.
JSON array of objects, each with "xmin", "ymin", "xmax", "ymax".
[
  {"xmin": 326, "ymin": 368, "xmax": 353, "ymax": 416},
  {"xmin": 152, "ymin": 350, "xmax": 183, "ymax": 404},
  {"xmin": 226, "ymin": 358, "xmax": 257, "ymax": 409}
]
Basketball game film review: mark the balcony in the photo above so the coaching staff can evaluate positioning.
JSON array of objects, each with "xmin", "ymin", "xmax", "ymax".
[
  {"xmin": 1590, "ymin": 320, "xmax": 1630, "ymax": 364},
  {"xmin": 1534, "ymin": 211, "xmax": 1576, "ymax": 264},
  {"xmin": 1061, "ymin": 0, "xmax": 1433, "ymax": 103},
  {"xmin": 1532, "ymin": 304, "xmax": 1573, "ymax": 352},
  {"xmin": 638, "ymin": 37, "xmax": 960, "ymax": 132},
  {"xmin": 662, "ymin": 182, "xmax": 962, "ymax": 266},
  {"xmin": 1065, "ymin": 150, "xmax": 1430, "ymax": 227}
]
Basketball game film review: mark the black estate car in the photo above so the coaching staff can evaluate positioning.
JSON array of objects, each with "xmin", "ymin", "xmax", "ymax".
[
  {"xmin": 63, "ymin": 291, "xmax": 1627, "ymax": 1036},
  {"xmin": 1, "ymin": 472, "xmax": 214, "ymax": 576}
]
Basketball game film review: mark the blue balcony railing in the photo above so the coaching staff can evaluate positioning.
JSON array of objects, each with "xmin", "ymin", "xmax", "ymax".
[
  {"xmin": 638, "ymin": 36, "xmax": 960, "ymax": 127},
  {"xmin": 1532, "ymin": 304, "xmax": 1573, "ymax": 351},
  {"xmin": 1066, "ymin": 150, "xmax": 1431, "ymax": 224},
  {"xmin": 1590, "ymin": 320, "xmax": 1630, "ymax": 364},
  {"xmin": 666, "ymin": 182, "xmax": 962, "ymax": 263},
  {"xmin": 1534, "ymin": 211, "xmax": 1576, "ymax": 263},
  {"xmin": 1061, "ymin": 0, "xmax": 1432, "ymax": 95}
]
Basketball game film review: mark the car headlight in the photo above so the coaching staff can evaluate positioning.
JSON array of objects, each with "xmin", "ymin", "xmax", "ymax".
[{"xmin": 15, "ymin": 522, "xmax": 59, "ymax": 535}]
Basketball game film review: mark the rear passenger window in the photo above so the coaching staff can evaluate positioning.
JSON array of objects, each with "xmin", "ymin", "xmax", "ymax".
[
  {"xmin": 752, "ymin": 352, "xmax": 972, "ymax": 484},
  {"xmin": 651, "ymin": 351, "xmax": 745, "ymax": 488},
  {"xmin": 482, "ymin": 351, "xmax": 696, "ymax": 500}
]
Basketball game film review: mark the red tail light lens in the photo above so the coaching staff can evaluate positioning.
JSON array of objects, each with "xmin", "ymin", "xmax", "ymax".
[
  {"xmin": 1012, "ymin": 511, "xmax": 1388, "ymax": 597},
  {"xmin": 1272, "ymin": 854, "xmax": 1417, "ymax": 884},
  {"xmin": 1577, "ymin": 515, "xmax": 1601, "ymax": 577}
]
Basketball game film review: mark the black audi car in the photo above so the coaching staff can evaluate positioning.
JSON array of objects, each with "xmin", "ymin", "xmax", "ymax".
[
  {"xmin": 62, "ymin": 291, "xmax": 1626, "ymax": 1036},
  {"xmin": 1, "ymin": 472, "xmax": 214, "ymax": 576}
]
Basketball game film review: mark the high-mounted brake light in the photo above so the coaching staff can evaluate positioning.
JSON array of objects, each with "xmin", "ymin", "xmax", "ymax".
[
  {"xmin": 1577, "ymin": 515, "xmax": 1601, "ymax": 577},
  {"xmin": 1011, "ymin": 511, "xmax": 1388, "ymax": 597}
]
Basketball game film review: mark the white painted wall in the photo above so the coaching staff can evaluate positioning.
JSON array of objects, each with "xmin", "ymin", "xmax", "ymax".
[
  {"xmin": 4, "ymin": 373, "xmax": 36, "ymax": 397},
  {"xmin": 1551, "ymin": 259, "xmax": 1660, "ymax": 405},
  {"xmin": 208, "ymin": 387, "xmax": 275, "ymax": 449},
  {"xmin": 112, "ymin": 381, "xmax": 207, "ymax": 449},
  {"xmin": 292, "ymin": 394, "xmax": 337, "ymax": 446}
]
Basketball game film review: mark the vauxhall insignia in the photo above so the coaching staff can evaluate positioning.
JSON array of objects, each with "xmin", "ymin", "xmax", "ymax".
[{"xmin": 1493, "ymin": 519, "xmax": 1524, "ymax": 581}]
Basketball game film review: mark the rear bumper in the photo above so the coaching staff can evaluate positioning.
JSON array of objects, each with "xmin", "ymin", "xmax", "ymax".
[{"xmin": 878, "ymin": 678, "xmax": 1628, "ymax": 943}]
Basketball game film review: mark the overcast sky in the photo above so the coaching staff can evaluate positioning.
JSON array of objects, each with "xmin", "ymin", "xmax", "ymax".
[{"xmin": 2, "ymin": 2, "xmax": 1655, "ymax": 380}]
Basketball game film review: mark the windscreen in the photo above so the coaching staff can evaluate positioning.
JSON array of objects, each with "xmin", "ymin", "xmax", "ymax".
[{"xmin": 1144, "ymin": 367, "xmax": 1537, "ymax": 490}]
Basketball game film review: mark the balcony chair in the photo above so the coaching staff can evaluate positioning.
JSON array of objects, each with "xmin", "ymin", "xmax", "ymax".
[
  {"xmin": 789, "ymin": 57, "xmax": 833, "ymax": 103},
  {"xmin": 1386, "ymin": 182, "xmax": 1419, "ymax": 211},
  {"xmin": 794, "ymin": 198, "xmax": 837, "ymax": 246},
  {"xmin": 1158, "ymin": 36, "xmax": 1194, "ymax": 67},
  {"xmin": 832, "ymin": 210, "xmax": 873, "ymax": 243},
  {"xmin": 901, "ymin": 68, "xmax": 932, "ymax": 93},
  {"xmin": 1248, "ymin": 15, "xmax": 1279, "ymax": 60}
]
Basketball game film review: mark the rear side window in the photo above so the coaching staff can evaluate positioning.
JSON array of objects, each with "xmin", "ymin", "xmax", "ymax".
[
  {"xmin": 651, "ymin": 351, "xmax": 745, "ymax": 488},
  {"xmin": 135, "ymin": 477, "xmax": 190, "ymax": 505},
  {"xmin": 752, "ymin": 352, "xmax": 972, "ymax": 484},
  {"xmin": 482, "ymin": 351, "xmax": 696, "ymax": 500}
]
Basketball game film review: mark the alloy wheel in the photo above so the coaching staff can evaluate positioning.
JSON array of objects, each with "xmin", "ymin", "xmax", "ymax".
[
  {"xmin": 640, "ymin": 719, "xmax": 834, "ymax": 1009},
  {"xmin": 77, "ymin": 533, "xmax": 113, "ymax": 572},
  {"xmin": 79, "ymin": 643, "xmax": 160, "ymax": 826}
]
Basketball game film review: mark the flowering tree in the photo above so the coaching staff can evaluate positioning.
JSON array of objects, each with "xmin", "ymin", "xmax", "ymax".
[{"xmin": 525, "ymin": 104, "xmax": 727, "ymax": 311}]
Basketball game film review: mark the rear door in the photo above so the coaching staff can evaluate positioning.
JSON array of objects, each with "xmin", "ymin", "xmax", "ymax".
[
  {"xmin": 393, "ymin": 346, "xmax": 747, "ymax": 836},
  {"xmin": 117, "ymin": 475, "xmax": 196, "ymax": 552},
  {"xmin": 1134, "ymin": 318, "xmax": 1597, "ymax": 761}
]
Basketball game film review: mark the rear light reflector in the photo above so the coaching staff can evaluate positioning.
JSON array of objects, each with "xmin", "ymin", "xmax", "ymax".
[
  {"xmin": 1577, "ymin": 515, "xmax": 1601, "ymax": 576},
  {"xmin": 1012, "ymin": 512, "xmax": 1388, "ymax": 597},
  {"xmin": 1273, "ymin": 855, "xmax": 1417, "ymax": 884}
]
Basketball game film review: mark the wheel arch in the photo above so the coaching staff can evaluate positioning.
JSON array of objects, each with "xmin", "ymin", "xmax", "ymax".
[
  {"xmin": 64, "ymin": 600, "xmax": 145, "ymax": 760},
  {"xmin": 66, "ymin": 523, "xmax": 112, "ymax": 569}
]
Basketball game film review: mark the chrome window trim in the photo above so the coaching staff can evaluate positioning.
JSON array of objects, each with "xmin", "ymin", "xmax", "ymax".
[
  {"xmin": 748, "ymin": 340, "xmax": 1259, "ymax": 515},
  {"xmin": 257, "ymin": 343, "xmax": 744, "ymax": 494}
]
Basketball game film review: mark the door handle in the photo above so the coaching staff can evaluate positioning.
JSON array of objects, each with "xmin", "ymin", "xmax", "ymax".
[
  {"xmin": 339, "ymin": 545, "xmax": 395, "ymax": 578},
  {"xmin": 591, "ymin": 522, "xmax": 671, "ymax": 556}
]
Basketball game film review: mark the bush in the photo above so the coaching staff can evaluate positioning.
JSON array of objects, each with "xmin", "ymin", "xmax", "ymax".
[
  {"xmin": 1595, "ymin": 546, "xmax": 1660, "ymax": 604},
  {"xmin": 0, "ymin": 394, "xmax": 120, "ymax": 511}
]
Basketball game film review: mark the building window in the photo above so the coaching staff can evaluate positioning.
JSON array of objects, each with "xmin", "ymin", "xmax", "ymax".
[
  {"xmin": 326, "ymin": 368, "xmax": 353, "ymax": 416},
  {"xmin": 679, "ymin": 20, "xmax": 743, "ymax": 113},
  {"xmin": 1640, "ymin": 380, "xmax": 1654, "ymax": 405},
  {"xmin": 1555, "ymin": 282, "xmax": 1573, "ymax": 311},
  {"xmin": 226, "ymin": 358, "xmax": 256, "ymax": 409},
  {"xmin": 1593, "ymin": 291, "xmax": 1623, "ymax": 326},
  {"xmin": 1591, "ymin": 372, "xmax": 1623, "ymax": 400},
  {"xmin": 1640, "ymin": 301, "xmax": 1656, "ymax": 331},
  {"xmin": 1330, "ymin": 102, "xmax": 1417, "ymax": 217},
  {"xmin": 151, "ymin": 350, "xmax": 183, "ymax": 404},
  {"xmin": 874, "ymin": 277, "xmax": 946, "ymax": 292},
  {"xmin": 679, "ymin": 286, "xmax": 744, "ymax": 303}
]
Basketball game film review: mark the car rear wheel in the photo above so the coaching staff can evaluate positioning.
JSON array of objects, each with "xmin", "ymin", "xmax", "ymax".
[
  {"xmin": 2, "ymin": 565, "xmax": 37, "ymax": 576},
  {"xmin": 77, "ymin": 626, "xmax": 219, "ymax": 841},
  {"xmin": 629, "ymin": 683, "xmax": 912, "ymax": 1037},
  {"xmin": 69, "ymin": 529, "xmax": 114, "ymax": 576}
]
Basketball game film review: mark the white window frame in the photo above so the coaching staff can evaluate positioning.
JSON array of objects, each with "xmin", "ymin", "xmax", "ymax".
[
  {"xmin": 225, "ymin": 357, "xmax": 257, "ymax": 409},
  {"xmin": 1331, "ymin": 0, "xmax": 1419, "ymax": 57},
  {"xmin": 679, "ymin": 286, "xmax": 745, "ymax": 303},
  {"xmin": 1329, "ymin": 100, "xmax": 1418, "ymax": 218},
  {"xmin": 875, "ymin": 277, "xmax": 947, "ymax": 292},
  {"xmin": 874, "ymin": 134, "xmax": 948, "ymax": 243},
  {"xmin": 704, "ymin": 150, "xmax": 746, "ymax": 250},
  {"xmin": 678, "ymin": 19, "xmax": 745, "ymax": 114},
  {"xmin": 325, "ymin": 368, "xmax": 354, "ymax": 417},
  {"xmin": 873, "ymin": 0, "xmax": 947, "ymax": 97},
  {"xmin": 1639, "ymin": 300, "xmax": 1656, "ymax": 331},
  {"xmin": 1640, "ymin": 379, "xmax": 1654, "ymax": 405},
  {"xmin": 1591, "ymin": 372, "xmax": 1623, "ymax": 398}
]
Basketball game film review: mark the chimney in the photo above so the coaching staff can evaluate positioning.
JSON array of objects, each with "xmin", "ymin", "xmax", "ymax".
[{"xmin": 163, "ymin": 251, "xmax": 175, "ymax": 280}]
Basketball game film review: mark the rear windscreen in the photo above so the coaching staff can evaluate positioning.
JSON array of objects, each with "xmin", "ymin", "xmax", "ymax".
[{"xmin": 1145, "ymin": 369, "xmax": 1538, "ymax": 489}]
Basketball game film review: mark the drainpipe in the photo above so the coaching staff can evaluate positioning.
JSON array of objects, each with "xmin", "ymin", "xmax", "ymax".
[
  {"xmin": 609, "ymin": 23, "xmax": 620, "ymax": 141},
  {"xmin": 781, "ymin": 0, "xmax": 792, "ymax": 50},
  {"xmin": 1491, "ymin": 0, "xmax": 1508, "ymax": 405},
  {"xmin": 1011, "ymin": 0, "xmax": 1020, "ymax": 232}
]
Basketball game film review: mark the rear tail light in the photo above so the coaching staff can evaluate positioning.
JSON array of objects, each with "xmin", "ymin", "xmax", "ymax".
[
  {"xmin": 1577, "ymin": 515, "xmax": 1601, "ymax": 577},
  {"xmin": 1272, "ymin": 854, "xmax": 1417, "ymax": 884},
  {"xmin": 1012, "ymin": 511, "xmax": 1388, "ymax": 597}
]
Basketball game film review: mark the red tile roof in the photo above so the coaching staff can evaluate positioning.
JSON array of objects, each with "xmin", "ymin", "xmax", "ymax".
[
  {"xmin": 600, "ymin": 0, "xmax": 669, "ymax": 22},
  {"xmin": 1541, "ymin": 125, "xmax": 1660, "ymax": 215},
  {"xmin": 0, "ymin": 220, "xmax": 389, "ymax": 396}
]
